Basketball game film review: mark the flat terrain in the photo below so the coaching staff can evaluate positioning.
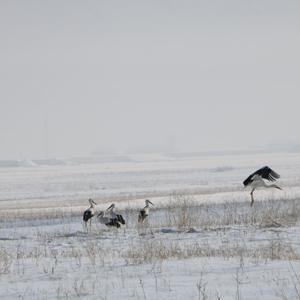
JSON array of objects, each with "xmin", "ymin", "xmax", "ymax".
[{"xmin": 1, "ymin": 152, "xmax": 300, "ymax": 299}]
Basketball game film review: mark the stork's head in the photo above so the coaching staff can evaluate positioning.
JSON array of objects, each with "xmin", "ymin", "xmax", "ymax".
[
  {"xmin": 106, "ymin": 203, "xmax": 115, "ymax": 210},
  {"xmin": 89, "ymin": 198, "xmax": 97, "ymax": 206},
  {"xmin": 145, "ymin": 199, "xmax": 154, "ymax": 206}
]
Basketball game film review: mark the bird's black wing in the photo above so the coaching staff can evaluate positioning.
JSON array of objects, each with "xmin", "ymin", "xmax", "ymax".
[
  {"xmin": 83, "ymin": 210, "xmax": 93, "ymax": 222},
  {"xmin": 243, "ymin": 174, "xmax": 254, "ymax": 186},
  {"xmin": 117, "ymin": 214, "xmax": 125, "ymax": 225},
  {"xmin": 243, "ymin": 166, "xmax": 280, "ymax": 186},
  {"xmin": 138, "ymin": 210, "xmax": 147, "ymax": 222},
  {"xmin": 256, "ymin": 166, "xmax": 280, "ymax": 181},
  {"xmin": 105, "ymin": 219, "xmax": 120, "ymax": 228}
]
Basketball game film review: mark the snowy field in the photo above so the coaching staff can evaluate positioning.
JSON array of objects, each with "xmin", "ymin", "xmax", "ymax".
[{"xmin": 1, "ymin": 152, "xmax": 300, "ymax": 299}]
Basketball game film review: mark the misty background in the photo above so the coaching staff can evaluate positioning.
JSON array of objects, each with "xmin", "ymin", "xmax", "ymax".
[{"xmin": 0, "ymin": 0, "xmax": 299, "ymax": 160}]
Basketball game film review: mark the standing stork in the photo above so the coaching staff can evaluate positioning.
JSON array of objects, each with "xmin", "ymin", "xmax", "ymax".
[
  {"xmin": 83, "ymin": 198, "xmax": 97, "ymax": 230},
  {"xmin": 138, "ymin": 199, "xmax": 154, "ymax": 223},
  {"xmin": 243, "ymin": 166, "xmax": 282, "ymax": 206},
  {"xmin": 97, "ymin": 203, "xmax": 125, "ymax": 228}
]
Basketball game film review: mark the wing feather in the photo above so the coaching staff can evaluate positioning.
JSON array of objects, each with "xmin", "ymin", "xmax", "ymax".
[{"xmin": 243, "ymin": 166, "xmax": 280, "ymax": 186}]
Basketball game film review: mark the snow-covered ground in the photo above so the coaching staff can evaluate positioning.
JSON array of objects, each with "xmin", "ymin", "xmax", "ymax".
[{"xmin": 1, "ymin": 152, "xmax": 300, "ymax": 299}]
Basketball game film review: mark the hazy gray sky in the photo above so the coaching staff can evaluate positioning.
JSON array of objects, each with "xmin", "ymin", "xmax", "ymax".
[{"xmin": 0, "ymin": 0, "xmax": 299, "ymax": 159}]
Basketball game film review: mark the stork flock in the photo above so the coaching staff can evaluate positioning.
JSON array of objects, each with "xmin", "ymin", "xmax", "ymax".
[
  {"xmin": 83, "ymin": 198, "xmax": 154, "ymax": 230},
  {"xmin": 83, "ymin": 166, "xmax": 282, "ymax": 230}
]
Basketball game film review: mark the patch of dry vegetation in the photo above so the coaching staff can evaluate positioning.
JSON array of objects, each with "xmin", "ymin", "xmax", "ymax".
[
  {"xmin": 161, "ymin": 193, "xmax": 300, "ymax": 230},
  {"xmin": 123, "ymin": 237, "xmax": 300, "ymax": 265}
]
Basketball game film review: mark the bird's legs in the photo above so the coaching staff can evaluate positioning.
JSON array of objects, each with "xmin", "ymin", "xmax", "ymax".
[
  {"xmin": 250, "ymin": 189, "xmax": 255, "ymax": 206},
  {"xmin": 89, "ymin": 219, "xmax": 92, "ymax": 231},
  {"xmin": 83, "ymin": 221, "xmax": 88, "ymax": 232}
]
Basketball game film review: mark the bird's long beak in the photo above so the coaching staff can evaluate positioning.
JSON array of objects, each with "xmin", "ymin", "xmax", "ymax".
[
  {"xmin": 276, "ymin": 186, "xmax": 282, "ymax": 190},
  {"xmin": 106, "ymin": 204, "xmax": 114, "ymax": 210},
  {"xmin": 149, "ymin": 200, "xmax": 154, "ymax": 206},
  {"xmin": 92, "ymin": 200, "xmax": 97, "ymax": 205}
]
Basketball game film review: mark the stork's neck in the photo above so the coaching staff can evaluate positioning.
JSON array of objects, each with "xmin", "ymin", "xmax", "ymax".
[{"xmin": 89, "ymin": 202, "xmax": 96, "ymax": 209}]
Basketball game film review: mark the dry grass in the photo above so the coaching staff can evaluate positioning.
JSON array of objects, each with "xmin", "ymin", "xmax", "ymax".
[
  {"xmin": 123, "ymin": 237, "xmax": 300, "ymax": 265},
  {"xmin": 0, "ymin": 247, "xmax": 12, "ymax": 274},
  {"xmin": 160, "ymin": 194, "xmax": 300, "ymax": 230}
]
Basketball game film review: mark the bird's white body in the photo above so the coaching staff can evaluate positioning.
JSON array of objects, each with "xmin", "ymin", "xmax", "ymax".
[
  {"xmin": 97, "ymin": 211, "xmax": 113, "ymax": 225},
  {"xmin": 143, "ymin": 206, "xmax": 150, "ymax": 216},
  {"xmin": 88, "ymin": 204, "xmax": 96, "ymax": 215},
  {"xmin": 97, "ymin": 204, "xmax": 116, "ymax": 224},
  {"xmin": 249, "ymin": 175, "xmax": 269, "ymax": 189},
  {"xmin": 138, "ymin": 199, "xmax": 154, "ymax": 223}
]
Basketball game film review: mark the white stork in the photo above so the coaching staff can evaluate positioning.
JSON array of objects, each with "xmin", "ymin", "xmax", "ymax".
[
  {"xmin": 83, "ymin": 198, "xmax": 97, "ymax": 229},
  {"xmin": 97, "ymin": 203, "xmax": 125, "ymax": 228},
  {"xmin": 138, "ymin": 199, "xmax": 154, "ymax": 223},
  {"xmin": 243, "ymin": 166, "xmax": 282, "ymax": 206}
]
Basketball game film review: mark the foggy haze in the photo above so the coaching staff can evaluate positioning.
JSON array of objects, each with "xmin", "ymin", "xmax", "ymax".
[{"xmin": 0, "ymin": 0, "xmax": 299, "ymax": 159}]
